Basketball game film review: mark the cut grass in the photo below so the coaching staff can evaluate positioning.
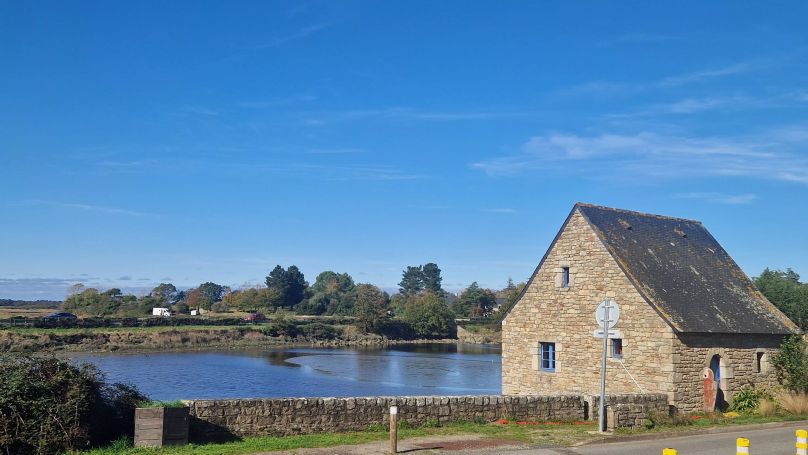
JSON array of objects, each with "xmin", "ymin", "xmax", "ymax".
[{"xmin": 77, "ymin": 421, "xmax": 600, "ymax": 455}]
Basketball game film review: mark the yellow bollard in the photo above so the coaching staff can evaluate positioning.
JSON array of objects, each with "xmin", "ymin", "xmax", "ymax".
[
  {"xmin": 736, "ymin": 437, "xmax": 750, "ymax": 454},
  {"xmin": 797, "ymin": 429, "xmax": 807, "ymax": 455},
  {"xmin": 662, "ymin": 449, "xmax": 677, "ymax": 455}
]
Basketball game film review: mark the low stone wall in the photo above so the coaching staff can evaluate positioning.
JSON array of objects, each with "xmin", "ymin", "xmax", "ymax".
[
  {"xmin": 185, "ymin": 393, "xmax": 668, "ymax": 441},
  {"xmin": 585, "ymin": 393, "xmax": 669, "ymax": 420}
]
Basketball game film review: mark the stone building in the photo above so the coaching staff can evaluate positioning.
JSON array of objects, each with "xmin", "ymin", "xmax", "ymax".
[{"xmin": 502, "ymin": 203, "xmax": 799, "ymax": 412}]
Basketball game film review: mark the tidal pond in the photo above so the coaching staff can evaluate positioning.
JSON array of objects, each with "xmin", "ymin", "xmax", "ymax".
[{"xmin": 71, "ymin": 343, "xmax": 501, "ymax": 401}]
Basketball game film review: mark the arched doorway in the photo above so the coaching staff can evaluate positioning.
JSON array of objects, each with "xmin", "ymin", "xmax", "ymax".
[{"xmin": 709, "ymin": 354, "xmax": 727, "ymax": 411}]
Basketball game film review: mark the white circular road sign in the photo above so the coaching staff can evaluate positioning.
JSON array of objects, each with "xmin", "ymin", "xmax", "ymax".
[{"xmin": 595, "ymin": 299, "xmax": 620, "ymax": 329}]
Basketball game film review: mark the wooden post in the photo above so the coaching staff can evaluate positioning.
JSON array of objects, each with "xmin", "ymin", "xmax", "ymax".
[{"xmin": 389, "ymin": 405, "xmax": 398, "ymax": 454}]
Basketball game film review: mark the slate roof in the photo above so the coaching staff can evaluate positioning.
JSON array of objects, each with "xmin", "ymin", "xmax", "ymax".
[{"xmin": 576, "ymin": 203, "xmax": 798, "ymax": 334}]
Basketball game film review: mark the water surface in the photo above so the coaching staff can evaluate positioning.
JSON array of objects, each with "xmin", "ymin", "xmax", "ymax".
[{"xmin": 72, "ymin": 343, "xmax": 501, "ymax": 401}]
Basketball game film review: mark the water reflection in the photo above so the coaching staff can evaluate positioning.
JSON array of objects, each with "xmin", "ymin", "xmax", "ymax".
[{"xmin": 71, "ymin": 343, "xmax": 502, "ymax": 401}]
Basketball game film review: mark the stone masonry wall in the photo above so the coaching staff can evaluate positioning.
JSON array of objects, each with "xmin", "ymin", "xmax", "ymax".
[
  {"xmin": 502, "ymin": 209, "xmax": 676, "ymax": 400},
  {"xmin": 672, "ymin": 333, "xmax": 787, "ymax": 413},
  {"xmin": 185, "ymin": 393, "xmax": 668, "ymax": 440}
]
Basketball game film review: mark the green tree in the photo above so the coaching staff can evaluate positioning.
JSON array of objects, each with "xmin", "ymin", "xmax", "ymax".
[
  {"xmin": 150, "ymin": 283, "xmax": 178, "ymax": 306},
  {"xmin": 299, "ymin": 271, "xmax": 356, "ymax": 315},
  {"xmin": 354, "ymin": 284, "xmax": 390, "ymax": 333},
  {"xmin": 64, "ymin": 288, "xmax": 122, "ymax": 316},
  {"xmin": 399, "ymin": 266, "xmax": 424, "ymax": 295},
  {"xmin": 755, "ymin": 268, "xmax": 808, "ymax": 329},
  {"xmin": 771, "ymin": 335, "xmax": 808, "ymax": 393},
  {"xmin": 421, "ymin": 263, "xmax": 443, "ymax": 293},
  {"xmin": 494, "ymin": 278, "xmax": 526, "ymax": 322},
  {"xmin": 265, "ymin": 265, "xmax": 309, "ymax": 309},
  {"xmin": 197, "ymin": 282, "xmax": 226, "ymax": 310},
  {"xmin": 402, "ymin": 292, "xmax": 456, "ymax": 339},
  {"xmin": 451, "ymin": 282, "xmax": 497, "ymax": 317}
]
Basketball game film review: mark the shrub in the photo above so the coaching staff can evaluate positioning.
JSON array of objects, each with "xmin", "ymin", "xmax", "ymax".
[
  {"xmin": 731, "ymin": 387, "xmax": 774, "ymax": 413},
  {"xmin": 268, "ymin": 312, "xmax": 299, "ymax": 338},
  {"xmin": 301, "ymin": 323, "xmax": 343, "ymax": 340},
  {"xmin": 377, "ymin": 320, "xmax": 416, "ymax": 340},
  {"xmin": 776, "ymin": 390, "xmax": 808, "ymax": 416},
  {"xmin": 771, "ymin": 335, "xmax": 808, "ymax": 393},
  {"xmin": 0, "ymin": 354, "xmax": 146, "ymax": 455}
]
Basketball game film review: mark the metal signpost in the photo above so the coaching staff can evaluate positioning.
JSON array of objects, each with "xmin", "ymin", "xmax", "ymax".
[{"xmin": 594, "ymin": 299, "xmax": 620, "ymax": 433}]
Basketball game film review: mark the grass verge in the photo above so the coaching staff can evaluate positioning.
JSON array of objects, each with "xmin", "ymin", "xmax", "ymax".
[{"xmin": 77, "ymin": 420, "xmax": 599, "ymax": 455}]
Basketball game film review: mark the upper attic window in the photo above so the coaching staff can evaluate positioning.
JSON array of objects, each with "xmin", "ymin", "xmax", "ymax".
[{"xmin": 555, "ymin": 262, "xmax": 573, "ymax": 289}]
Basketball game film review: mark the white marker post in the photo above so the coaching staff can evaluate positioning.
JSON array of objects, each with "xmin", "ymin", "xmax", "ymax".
[
  {"xmin": 389, "ymin": 405, "xmax": 398, "ymax": 454},
  {"xmin": 595, "ymin": 299, "xmax": 620, "ymax": 433}
]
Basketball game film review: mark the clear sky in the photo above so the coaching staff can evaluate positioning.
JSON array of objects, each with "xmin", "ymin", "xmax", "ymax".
[{"xmin": 2, "ymin": 1, "xmax": 808, "ymax": 300}]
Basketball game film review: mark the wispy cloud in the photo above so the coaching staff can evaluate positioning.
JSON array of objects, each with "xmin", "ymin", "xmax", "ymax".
[
  {"xmin": 471, "ymin": 128, "xmax": 808, "ymax": 186},
  {"xmin": 238, "ymin": 95, "xmax": 317, "ymax": 109},
  {"xmin": 607, "ymin": 95, "xmax": 769, "ymax": 118},
  {"xmin": 598, "ymin": 33, "xmax": 681, "ymax": 47},
  {"xmin": 483, "ymin": 208, "xmax": 517, "ymax": 214},
  {"xmin": 176, "ymin": 106, "xmax": 219, "ymax": 116},
  {"xmin": 300, "ymin": 107, "xmax": 531, "ymax": 125},
  {"xmin": 565, "ymin": 62, "xmax": 756, "ymax": 97},
  {"xmin": 21, "ymin": 200, "xmax": 154, "ymax": 217},
  {"xmin": 675, "ymin": 192, "xmax": 759, "ymax": 204},
  {"xmin": 250, "ymin": 23, "xmax": 331, "ymax": 50},
  {"xmin": 306, "ymin": 148, "xmax": 363, "ymax": 155},
  {"xmin": 660, "ymin": 63, "xmax": 752, "ymax": 86}
]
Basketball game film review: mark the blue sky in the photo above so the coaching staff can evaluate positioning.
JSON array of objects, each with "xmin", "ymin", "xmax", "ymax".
[{"xmin": 2, "ymin": 1, "xmax": 808, "ymax": 300}]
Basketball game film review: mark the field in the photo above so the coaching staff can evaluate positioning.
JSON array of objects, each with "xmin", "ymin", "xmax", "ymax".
[{"xmin": 0, "ymin": 306, "xmax": 55, "ymax": 319}]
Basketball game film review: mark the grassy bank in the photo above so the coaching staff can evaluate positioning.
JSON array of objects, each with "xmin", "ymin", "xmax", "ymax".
[
  {"xmin": 79, "ymin": 420, "xmax": 597, "ymax": 455},
  {"xmin": 0, "ymin": 323, "xmax": 458, "ymax": 353},
  {"xmin": 78, "ymin": 413, "xmax": 808, "ymax": 455}
]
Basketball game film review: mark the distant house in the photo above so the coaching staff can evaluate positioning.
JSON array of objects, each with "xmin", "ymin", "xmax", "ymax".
[
  {"xmin": 502, "ymin": 203, "xmax": 799, "ymax": 412},
  {"xmin": 152, "ymin": 307, "xmax": 171, "ymax": 317}
]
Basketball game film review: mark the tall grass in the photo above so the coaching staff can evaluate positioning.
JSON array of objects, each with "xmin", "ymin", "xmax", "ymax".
[{"xmin": 776, "ymin": 391, "xmax": 808, "ymax": 416}]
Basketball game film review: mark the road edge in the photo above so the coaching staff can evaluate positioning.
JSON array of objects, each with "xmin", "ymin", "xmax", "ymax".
[{"xmin": 576, "ymin": 419, "xmax": 808, "ymax": 446}]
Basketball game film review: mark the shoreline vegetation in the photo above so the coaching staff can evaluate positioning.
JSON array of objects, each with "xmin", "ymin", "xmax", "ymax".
[{"xmin": 0, "ymin": 323, "xmax": 482, "ymax": 354}]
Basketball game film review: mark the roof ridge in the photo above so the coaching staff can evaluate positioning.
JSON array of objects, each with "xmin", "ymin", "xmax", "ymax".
[{"xmin": 574, "ymin": 202, "xmax": 702, "ymax": 224}]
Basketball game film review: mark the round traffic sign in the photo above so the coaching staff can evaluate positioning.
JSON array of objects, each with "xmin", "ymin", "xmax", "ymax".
[{"xmin": 595, "ymin": 300, "xmax": 620, "ymax": 329}]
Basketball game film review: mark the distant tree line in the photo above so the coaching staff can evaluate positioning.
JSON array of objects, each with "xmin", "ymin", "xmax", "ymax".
[
  {"xmin": 0, "ymin": 299, "xmax": 61, "ymax": 308},
  {"xmin": 59, "ymin": 262, "xmax": 527, "ymax": 340},
  {"xmin": 755, "ymin": 268, "xmax": 808, "ymax": 330}
]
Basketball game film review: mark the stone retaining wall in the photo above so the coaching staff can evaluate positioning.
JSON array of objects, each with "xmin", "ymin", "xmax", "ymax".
[{"xmin": 185, "ymin": 393, "xmax": 668, "ymax": 441}]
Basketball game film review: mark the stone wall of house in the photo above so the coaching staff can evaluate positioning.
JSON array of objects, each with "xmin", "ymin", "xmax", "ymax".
[
  {"xmin": 501, "ymin": 209, "xmax": 676, "ymax": 400},
  {"xmin": 184, "ymin": 393, "xmax": 668, "ymax": 440},
  {"xmin": 672, "ymin": 333, "xmax": 787, "ymax": 413}
]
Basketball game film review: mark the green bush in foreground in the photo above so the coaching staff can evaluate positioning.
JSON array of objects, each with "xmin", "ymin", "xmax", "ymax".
[
  {"xmin": 731, "ymin": 387, "xmax": 774, "ymax": 413},
  {"xmin": 0, "ymin": 354, "xmax": 146, "ymax": 455}
]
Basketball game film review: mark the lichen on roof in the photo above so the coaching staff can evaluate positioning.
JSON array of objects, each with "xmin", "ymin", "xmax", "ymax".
[{"xmin": 576, "ymin": 203, "xmax": 798, "ymax": 334}]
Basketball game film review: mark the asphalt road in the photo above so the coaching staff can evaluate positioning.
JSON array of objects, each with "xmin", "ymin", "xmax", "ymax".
[{"xmin": 504, "ymin": 422, "xmax": 805, "ymax": 455}]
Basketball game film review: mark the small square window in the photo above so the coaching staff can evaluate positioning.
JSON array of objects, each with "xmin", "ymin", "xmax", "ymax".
[
  {"xmin": 561, "ymin": 267, "xmax": 570, "ymax": 288},
  {"xmin": 540, "ymin": 342, "xmax": 556, "ymax": 372},
  {"xmin": 611, "ymin": 339, "xmax": 623, "ymax": 359}
]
